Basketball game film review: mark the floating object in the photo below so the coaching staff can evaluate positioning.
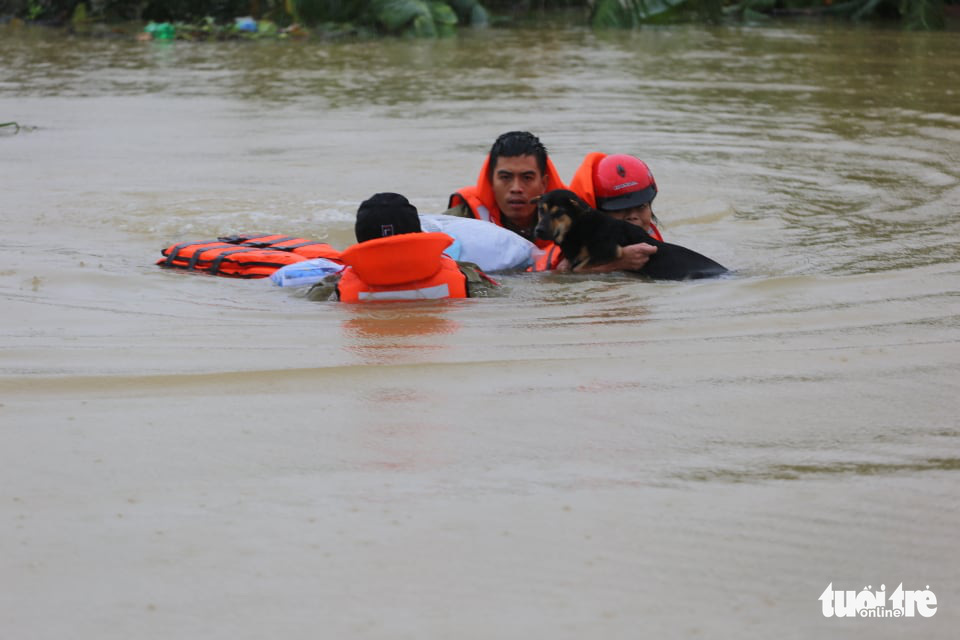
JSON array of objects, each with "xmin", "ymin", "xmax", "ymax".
[
  {"xmin": 234, "ymin": 17, "xmax": 258, "ymax": 32},
  {"xmin": 418, "ymin": 214, "xmax": 534, "ymax": 272},
  {"xmin": 270, "ymin": 258, "xmax": 344, "ymax": 288},
  {"xmin": 158, "ymin": 234, "xmax": 341, "ymax": 278},
  {"xmin": 144, "ymin": 21, "xmax": 176, "ymax": 40}
]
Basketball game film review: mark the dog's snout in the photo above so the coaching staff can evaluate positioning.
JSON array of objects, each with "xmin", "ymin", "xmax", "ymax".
[
  {"xmin": 534, "ymin": 225, "xmax": 551, "ymax": 241},
  {"xmin": 534, "ymin": 216, "xmax": 552, "ymax": 241}
]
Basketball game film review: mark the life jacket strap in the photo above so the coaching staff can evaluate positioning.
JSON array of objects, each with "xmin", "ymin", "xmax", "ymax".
[
  {"xmin": 239, "ymin": 235, "xmax": 297, "ymax": 248},
  {"xmin": 208, "ymin": 247, "xmax": 263, "ymax": 275},
  {"xmin": 189, "ymin": 244, "xmax": 237, "ymax": 271}
]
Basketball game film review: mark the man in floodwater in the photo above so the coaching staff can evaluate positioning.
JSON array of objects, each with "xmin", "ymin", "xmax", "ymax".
[
  {"xmin": 443, "ymin": 130, "xmax": 656, "ymax": 271},
  {"xmin": 444, "ymin": 130, "xmax": 564, "ymax": 245},
  {"xmin": 308, "ymin": 193, "xmax": 498, "ymax": 302}
]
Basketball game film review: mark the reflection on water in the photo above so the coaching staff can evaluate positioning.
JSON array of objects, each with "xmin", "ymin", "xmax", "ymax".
[{"xmin": 340, "ymin": 303, "xmax": 462, "ymax": 364}]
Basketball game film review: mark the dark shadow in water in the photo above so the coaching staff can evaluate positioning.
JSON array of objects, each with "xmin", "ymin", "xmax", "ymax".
[{"xmin": 679, "ymin": 458, "xmax": 960, "ymax": 484}]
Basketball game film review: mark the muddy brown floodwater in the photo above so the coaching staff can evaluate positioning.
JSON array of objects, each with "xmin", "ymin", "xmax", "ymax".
[{"xmin": 1, "ymin": 21, "xmax": 958, "ymax": 639}]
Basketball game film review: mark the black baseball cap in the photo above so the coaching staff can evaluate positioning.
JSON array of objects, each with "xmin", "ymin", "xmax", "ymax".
[{"xmin": 354, "ymin": 193, "xmax": 422, "ymax": 243}]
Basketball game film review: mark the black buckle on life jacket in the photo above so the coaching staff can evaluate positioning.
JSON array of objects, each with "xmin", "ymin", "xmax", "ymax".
[
  {"xmin": 163, "ymin": 241, "xmax": 234, "ymax": 269},
  {"xmin": 270, "ymin": 240, "xmax": 319, "ymax": 250},
  {"xmin": 217, "ymin": 234, "xmax": 297, "ymax": 249},
  {"xmin": 208, "ymin": 247, "xmax": 260, "ymax": 275},
  {"xmin": 162, "ymin": 241, "xmax": 197, "ymax": 267},
  {"xmin": 217, "ymin": 234, "xmax": 256, "ymax": 245}
]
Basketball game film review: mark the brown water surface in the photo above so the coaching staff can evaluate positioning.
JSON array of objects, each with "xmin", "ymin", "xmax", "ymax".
[{"xmin": 1, "ymin": 22, "xmax": 958, "ymax": 639}]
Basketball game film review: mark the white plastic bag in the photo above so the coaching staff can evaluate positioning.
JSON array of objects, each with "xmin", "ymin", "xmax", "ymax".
[
  {"xmin": 270, "ymin": 258, "xmax": 344, "ymax": 287},
  {"xmin": 419, "ymin": 214, "xmax": 534, "ymax": 272}
]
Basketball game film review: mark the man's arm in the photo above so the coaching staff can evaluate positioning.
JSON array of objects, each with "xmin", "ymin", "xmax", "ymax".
[
  {"xmin": 442, "ymin": 202, "xmax": 473, "ymax": 218},
  {"xmin": 457, "ymin": 262, "xmax": 503, "ymax": 297},
  {"xmin": 305, "ymin": 273, "xmax": 343, "ymax": 301},
  {"xmin": 557, "ymin": 243, "xmax": 657, "ymax": 273}
]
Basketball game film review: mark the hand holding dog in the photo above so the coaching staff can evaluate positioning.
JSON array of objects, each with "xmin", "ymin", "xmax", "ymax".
[
  {"xmin": 556, "ymin": 242, "xmax": 658, "ymax": 273},
  {"xmin": 615, "ymin": 243, "xmax": 658, "ymax": 270},
  {"xmin": 535, "ymin": 189, "xmax": 726, "ymax": 279}
]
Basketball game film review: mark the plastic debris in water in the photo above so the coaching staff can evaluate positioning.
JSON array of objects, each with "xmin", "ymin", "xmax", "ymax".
[
  {"xmin": 235, "ymin": 17, "xmax": 258, "ymax": 32},
  {"xmin": 144, "ymin": 21, "xmax": 176, "ymax": 40}
]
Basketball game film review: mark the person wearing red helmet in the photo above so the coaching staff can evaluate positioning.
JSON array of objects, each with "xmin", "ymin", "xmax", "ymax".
[
  {"xmin": 548, "ymin": 152, "xmax": 663, "ymax": 273},
  {"xmin": 569, "ymin": 152, "xmax": 664, "ymax": 242}
]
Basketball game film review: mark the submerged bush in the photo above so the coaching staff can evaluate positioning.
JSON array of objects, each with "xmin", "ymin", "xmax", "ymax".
[
  {"xmin": 0, "ymin": 0, "xmax": 952, "ymax": 30},
  {"xmin": 589, "ymin": 0, "xmax": 689, "ymax": 27},
  {"xmin": 587, "ymin": 0, "xmax": 948, "ymax": 26}
]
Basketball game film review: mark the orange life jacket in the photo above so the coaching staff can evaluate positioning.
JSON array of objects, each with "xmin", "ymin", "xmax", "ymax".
[
  {"xmin": 569, "ymin": 152, "xmax": 664, "ymax": 242},
  {"xmin": 529, "ymin": 243, "xmax": 565, "ymax": 272},
  {"xmin": 336, "ymin": 232, "xmax": 468, "ymax": 303},
  {"xmin": 158, "ymin": 234, "xmax": 342, "ymax": 278},
  {"xmin": 217, "ymin": 234, "xmax": 343, "ymax": 260},
  {"xmin": 447, "ymin": 153, "xmax": 567, "ymax": 251}
]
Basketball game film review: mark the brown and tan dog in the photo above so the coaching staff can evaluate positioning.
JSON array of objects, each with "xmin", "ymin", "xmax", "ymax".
[{"xmin": 533, "ymin": 189, "xmax": 728, "ymax": 280}]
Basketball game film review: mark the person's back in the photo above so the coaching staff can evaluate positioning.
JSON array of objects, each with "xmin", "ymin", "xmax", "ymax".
[{"xmin": 308, "ymin": 193, "xmax": 498, "ymax": 302}]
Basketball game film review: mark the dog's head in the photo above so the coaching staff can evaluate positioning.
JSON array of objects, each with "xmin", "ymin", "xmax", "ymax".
[{"xmin": 533, "ymin": 189, "xmax": 591, "ymax": 244}]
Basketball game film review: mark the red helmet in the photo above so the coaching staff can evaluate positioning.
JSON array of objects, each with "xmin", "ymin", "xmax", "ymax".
[{"xmin": 594, "ymin": 154, "xmax": 657, "ymax": 211}]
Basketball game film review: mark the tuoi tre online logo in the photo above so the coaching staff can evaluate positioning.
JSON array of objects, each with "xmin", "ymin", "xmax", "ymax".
[{"xmin": 820, "ymin": 583, "xmax": 937, "ymax": 618}]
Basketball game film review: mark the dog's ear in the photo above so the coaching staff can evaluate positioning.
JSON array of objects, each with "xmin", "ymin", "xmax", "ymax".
[
  {"xmin": 529, "ymin": 195, "xmax": 542, "ymax": 206},
  {"xmin": 567, "ymin": 195, "xmax": 589, "ymax": 213}
]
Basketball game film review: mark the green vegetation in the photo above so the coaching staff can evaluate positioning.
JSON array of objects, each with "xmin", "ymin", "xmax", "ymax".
[
  {"xmin": 0, "ymin": 0, "xmax": 953, "ymax": 34},
  {"xmin": 0, "ymin": 0, "xmax": 489, "ymax": 36},
  {"xmin": 587, "ymin": 0, "xmax": 949, "ymax": 27},
  {"xmin": 1, "ymin": 121, "xmax": 21, "ymax": 132}
]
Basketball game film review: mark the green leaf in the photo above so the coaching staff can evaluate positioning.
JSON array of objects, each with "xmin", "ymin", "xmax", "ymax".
[
  {"xmin": 372, "ymin": 0, "xmax": 466, "ymax": 36},
  {"xmin": 431, "ymin": 2, "xmax": 458, "ymax": 35},
  {"xmin": 590, "ymin": 0, "xmax": 691, "ymax": 28},
  {"xmin": 411, "ymin": 12, "xmax": 437, "ymax": 36},
  {"xmin": 372, "ymin": 0, "xmax": 433, "ymax": 32},
  {"xmin": 448, "ymin": 0, "xmax": 489, "ymax": 25},
  {"xmin": 430, "ymin": 1, "xmax": 458, "ymax": 25},
  {"xmin": 469, "ymin": 4, "xmax": 489, "ymax": 27}
]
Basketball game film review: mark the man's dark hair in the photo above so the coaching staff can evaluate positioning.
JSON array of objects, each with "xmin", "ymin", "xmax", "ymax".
[
  {"xmin": 487, "ymin": 131, "xmax": 548, "ymax": 181},
  {"xmin": 355, "ymin": 192, "xmax": 421, "ymax": 243}
]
